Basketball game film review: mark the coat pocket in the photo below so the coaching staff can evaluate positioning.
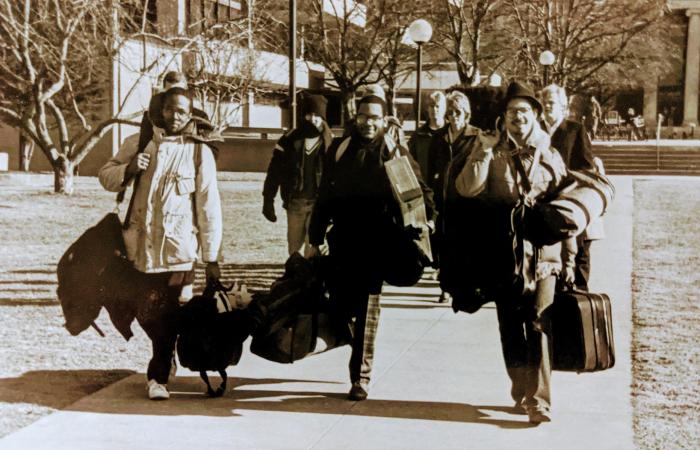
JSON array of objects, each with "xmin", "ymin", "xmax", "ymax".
[
  {"xmin": 175, "ymin": 177, "xmax": 195, "ymax": 196},
  {"xmin": 162, "ymin": 213, "xmax": 197, "ymax": 265}
]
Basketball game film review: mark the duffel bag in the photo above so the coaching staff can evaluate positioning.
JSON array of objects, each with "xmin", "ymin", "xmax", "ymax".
[
  {"xmin": 177, "ymin": 280, "xmax": 252, "ymax": 397},
  {"xmin": 250, "ymin": 310, "xmax": 352, "ymax": 364},
  {"xmin": 525, "ymin": 169, "xmax": 615, "ymax": 247},
  {"xmin": 246, "ymin": 252, "xmax": 324, "ymax": 338}
]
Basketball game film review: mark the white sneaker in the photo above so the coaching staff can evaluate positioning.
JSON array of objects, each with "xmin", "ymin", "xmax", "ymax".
[{"xmin": 147, "ymin": 379, "xmax": 170, "ymax": 400}]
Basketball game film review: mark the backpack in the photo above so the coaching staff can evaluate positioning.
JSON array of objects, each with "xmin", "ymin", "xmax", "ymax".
[{"xmin": 176, "ymin": 280, "xmax": 252, "ymax": 397}]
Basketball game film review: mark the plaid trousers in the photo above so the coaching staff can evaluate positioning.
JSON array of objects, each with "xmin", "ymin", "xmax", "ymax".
[{"xmin": 349, "ymin": 293, "xmax": 381, "ymax": 385}]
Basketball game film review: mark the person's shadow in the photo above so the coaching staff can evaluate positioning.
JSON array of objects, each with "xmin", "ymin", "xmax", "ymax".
[{"xmin": 4, "ymin": 372, "xmax": 534, "ymax": 429}]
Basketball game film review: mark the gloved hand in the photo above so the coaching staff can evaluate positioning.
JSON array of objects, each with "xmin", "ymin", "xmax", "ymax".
[
  {"xmin": 205, "ymin": 261, "xmax": 221, "ymax": 283},
  {"xmin": 262, "ymin": 198, "xmax": 277, "ymax": 222}
]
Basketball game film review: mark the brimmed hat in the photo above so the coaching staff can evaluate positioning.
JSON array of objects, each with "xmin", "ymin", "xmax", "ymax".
[
  {"xmin": 301, "ymin": 94, "xmax": 328, "ymax": 120},
  {"xmin": 502, "ymin": 81, "xmax": 542, "ymax": 115}
]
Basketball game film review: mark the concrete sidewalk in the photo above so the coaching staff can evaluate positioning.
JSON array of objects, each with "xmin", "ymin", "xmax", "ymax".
[{"xmin": 0, "ymin": 177, "xmax": 634, "ymax": 450}]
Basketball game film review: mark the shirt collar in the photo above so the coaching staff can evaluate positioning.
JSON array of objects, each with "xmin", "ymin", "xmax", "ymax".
[{"xmin": 543, "ymin": 116, "xmax": 564, "ymax": 136}]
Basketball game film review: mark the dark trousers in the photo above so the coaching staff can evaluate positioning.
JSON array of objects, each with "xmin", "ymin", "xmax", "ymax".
[
  {"xmin": 574, "ymin": 237, "xmax": 592, "ymax": 291},
  {"xmin": 495, "ymin": 276, "xmax": 555, "ymax": 410},
  {"xmin": 134, "ymin": 270, "xmax": 194, "ymax": 384}
]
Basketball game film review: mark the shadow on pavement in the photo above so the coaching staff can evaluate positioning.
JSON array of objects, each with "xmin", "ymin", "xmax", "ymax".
[
  {"xmin": 0, "ymin": 369, "xmax": 136, "ymax": 409},
  {"xmin": 61, "ymin": 375, "xmax": 533, "ymax": 429}
]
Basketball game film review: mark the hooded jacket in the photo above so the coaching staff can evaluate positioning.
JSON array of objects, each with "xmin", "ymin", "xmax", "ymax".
[{"xmin": 98, "ymin": 130, "xmax": 222, "ymax": 273}]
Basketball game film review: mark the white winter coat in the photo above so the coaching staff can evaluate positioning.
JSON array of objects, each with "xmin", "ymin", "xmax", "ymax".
[{"xmin": 98, "ymin": 132, "xmax": 222, "ymax": 273}]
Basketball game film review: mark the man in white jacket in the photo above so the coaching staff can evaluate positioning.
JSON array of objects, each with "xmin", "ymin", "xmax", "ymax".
[{"xmin": 99, "ymin": 87, "xmax": 222, "ymax": 400}]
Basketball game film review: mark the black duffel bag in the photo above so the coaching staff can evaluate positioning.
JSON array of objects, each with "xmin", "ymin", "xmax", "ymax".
[
  {"xmin": 177, "ymin": 280, "xmax": 252, "ymax": 397},
  {"xmin": 250, "ymin": 308, "xmax": 352, "ymax": 364}
]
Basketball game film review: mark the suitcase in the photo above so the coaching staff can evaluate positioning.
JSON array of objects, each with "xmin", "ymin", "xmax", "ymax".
[{"xmin": 552, "ymin": 291, "xmax": 615, "ymax": 372}]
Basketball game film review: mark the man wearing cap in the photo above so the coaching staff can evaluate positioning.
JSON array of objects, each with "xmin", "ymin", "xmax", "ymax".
[
  {"xmin": 262, "ymin": 94, "xmax": 334, "ymax": 256},
  {"xmin": 307, "ymin": 93, "xmax": 435, "ymax": 401},
  {"xmin": 456, "ymin": 81, "xmax": 569, "ymax": 424}
]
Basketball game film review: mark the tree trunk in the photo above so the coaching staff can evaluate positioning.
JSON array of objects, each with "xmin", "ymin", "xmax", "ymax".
[
  {"xmin": 386, "ymin": 85, "xmax": 397, "ymax": 117},
  {"xmin": 342, "ymin": 90, "xmax": 357, "ymax": 126},
  {"xmin": 19, "ymin": 132, "xmax": 34, "ymax": 172},
  {"xmin": 54, "ymin": 157, "xmax": 74, "ymax": 195}
]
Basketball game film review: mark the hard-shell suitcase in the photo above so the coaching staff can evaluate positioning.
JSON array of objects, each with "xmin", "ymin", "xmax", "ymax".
[{"xmin": 552, "ymin": 291, "xmax": 615, "ymax": 372}]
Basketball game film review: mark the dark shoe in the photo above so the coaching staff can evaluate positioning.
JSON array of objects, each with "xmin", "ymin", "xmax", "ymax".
[
  {"xmin": 348, "ymin": 382, "xmax": 368, "ymax": 401},
  {"xmin": 513, "ymin": 398, "xmax": 527, "ymax": 415},
  {"xmin": 438, "ymin": 291, "xmax": 452, "ymax": 304},
  {"xmin": 527, "ymin": 406, "xmax": 551, "ymax": 424}
]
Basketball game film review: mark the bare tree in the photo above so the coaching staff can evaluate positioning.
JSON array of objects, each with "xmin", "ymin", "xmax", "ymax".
[
  {"xmin": 0, "ymin": 0, "xmax": 150, "ymax": 193},
  {"xmin": 185, "ymin": 6, "xmax": 278, "ymax": 131},
  {"xmin": 428, "ymin": 0, "xmax": 506, "ymax": 86},
  {"xmin": 502, "ymin": 0, "xmax": 668, "ymax": 92},
  {"xmin": 302, "ymin": 0, "xmax": 390, "ymax": 123},
  {"xmin": 374, "ymin": 1, "xmax": 422, "ymax": 117}
]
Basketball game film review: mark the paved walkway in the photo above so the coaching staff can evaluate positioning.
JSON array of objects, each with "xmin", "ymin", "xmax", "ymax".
[{"xmin": 0, "ymin": 178, "xmax": 634, "ymax": 450}]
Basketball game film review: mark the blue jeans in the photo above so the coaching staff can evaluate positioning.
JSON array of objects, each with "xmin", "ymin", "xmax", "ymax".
[{"xmin": 286, "ymin": 198, "xmax": 316, "ymax": 257}]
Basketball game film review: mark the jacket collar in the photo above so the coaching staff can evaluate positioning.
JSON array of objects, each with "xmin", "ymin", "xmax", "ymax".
[{"xmin": 443, "ymin": 124, "xmax": 479, "ymax": 144}]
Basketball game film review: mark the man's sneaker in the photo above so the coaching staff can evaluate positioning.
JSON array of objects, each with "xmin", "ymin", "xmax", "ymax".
[
  {"xmin": 527, "ymin": 406, "xmax": 551, "ymax": 424},
  {"xmin": 348, "ymin": 382, "xmax": 368, "ymax": 401},
  {"xmin": 147, "ymin": 379, "xmax": 170, "ymax": 400},
  {"xmin": 513, "ymin": 398, "xmax": 527, "ymax": 415}
]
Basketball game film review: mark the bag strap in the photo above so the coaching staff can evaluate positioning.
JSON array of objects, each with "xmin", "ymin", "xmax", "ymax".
[
  {"xmin": 192, "ymin": 142, "xmax": 202, "ymax": 227},
  {"xmin": 200, "ymin": 370, "xmax": 227, "ymax": 397},
  {"xmin": 511, "ymin": 153, "xmax": 533, "ymax": 196}
]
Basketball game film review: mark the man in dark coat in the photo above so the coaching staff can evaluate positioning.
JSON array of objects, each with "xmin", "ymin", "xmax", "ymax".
[
  {"xmin": 541, "ymin": 84, "xmax": 595, "ymax": 290},
  {"xmin": 409, "ymin": 91, "xmax": 446, "ymax": 184},
  {"xmin": 262, "ymin": 94, "xmax": 334, "ymax": 256},
  {"xmin": 426, "ymin": 91, "xmax": 484, "ymax": 303},
  {"xmin": 307, "ymin": 94, "xmax": 435, "ymax": 401}
]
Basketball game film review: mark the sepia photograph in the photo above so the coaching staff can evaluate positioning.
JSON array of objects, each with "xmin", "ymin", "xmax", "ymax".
[{"xmin": 0, "ymin": 0, "xmax": 698, "ymax": 448}]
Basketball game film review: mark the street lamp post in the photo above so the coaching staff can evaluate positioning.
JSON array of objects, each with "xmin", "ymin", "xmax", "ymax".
[
  {"xmin": 408, "ymin": 19, "xmax": 433, "ymax": 129},
  {"xmin": 289, "ymin": 0, "xmax": 297, "ymax": 130},
  {"xmin": 539, "ymin": 50, "xmax": 555, "ymax": 86}
]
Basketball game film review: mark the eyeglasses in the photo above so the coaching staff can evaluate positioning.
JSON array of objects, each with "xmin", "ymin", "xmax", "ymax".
[
  {"xmin": 356, "ymin": 113, "xmax": 383, "ymax": 124},
  {"xmin": 506, "ymin": 106, "xmax": 534, "ymax": 116}
]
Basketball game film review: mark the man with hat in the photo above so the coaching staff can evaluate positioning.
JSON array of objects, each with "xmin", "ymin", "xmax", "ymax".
[
  {"xmin": 307, "ymin": 93, "xmax": 435, "ymax": 401},
  {"xmin": 455, "ymin": 81, "xmax": 569, "ymax": 424},
  {"xmin": 262, "ymin": 93, "xmax": 334, "ymax": 256}
]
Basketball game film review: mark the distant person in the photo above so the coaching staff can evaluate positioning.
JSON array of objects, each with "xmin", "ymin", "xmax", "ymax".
[
  {"xmin": 586, "ymin": 95, "xmax": 602, "ymax": 140},
  {"xmin": 262, "ymin": 94, "xmax": 333, "ymax": 256},
  {"xmin": 409, "ymin": 91, "xmax": 446, "ymax": 183},
  {"xmin": 139, "ymin": 71, "xmax": 214, "ymax": 154},
  {"xmin": 627, "ymin": 108, "xmax": 645, "ymax": 141},
  {"xmin": 99, "ymin": 87, "xmax": 223, "ymax": 400}
]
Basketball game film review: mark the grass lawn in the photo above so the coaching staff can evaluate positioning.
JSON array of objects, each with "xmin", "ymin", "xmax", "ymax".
[
  {"xmin": 632, "ymin": 178, "xmax": 700, "ymax": 449},
  {"xmin": 0, "ymin": 173, "xmax": 698, "ymax": 448}
]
